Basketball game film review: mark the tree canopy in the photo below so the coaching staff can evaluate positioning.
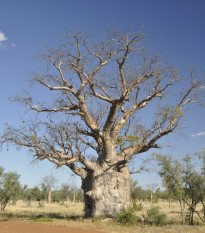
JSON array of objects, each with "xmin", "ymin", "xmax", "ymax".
[
  {"xmin": 0, "ymin": 29, "xmax": 203, "ymax": 217},
  {"xmin": 1, "ymin": 29, "xmax": 202, "ymax": 178},
  {"xmin": 0, "ymin": 167, "xmax": 21, "ymax": 211},
  {"xmin": 156, "ymin": 151, "xmax": 205, "ymax": 225}
]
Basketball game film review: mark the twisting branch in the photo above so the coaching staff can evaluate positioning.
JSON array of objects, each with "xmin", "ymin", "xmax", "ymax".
[
  {"xmin": 1, "ymin": 119, "xmax": 101, "ymax": 177},
  {"xmin": 116, "ymin": 79, "xmax": 201, "ymax": 163},
  {"xmin": 1, "ymin": 29, "xmax": 203, "ymax": 177}
]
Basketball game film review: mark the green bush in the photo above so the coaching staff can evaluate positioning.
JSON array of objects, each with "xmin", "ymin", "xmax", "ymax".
[
  {"xmin": 115, "ymin": 202, "xmax": 143, "ymax": 226},
  {"xmin": 146, "ymin": 206, "xmax": 167, "ymax": 226}
]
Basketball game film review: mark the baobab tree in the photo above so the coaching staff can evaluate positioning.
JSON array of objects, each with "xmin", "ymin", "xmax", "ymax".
[
  {"xmin": 41, "ymin": 175, "xmax": 58, "ymax": 204},
  {"xmin": 1, "ymin": 29, "xmax": 202, "ymax": 217}
]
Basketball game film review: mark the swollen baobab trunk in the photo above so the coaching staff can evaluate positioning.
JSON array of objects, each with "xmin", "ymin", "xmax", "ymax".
[{"xmin": 82, "ymin": 164, "xmax": 130, "ymax": 217}]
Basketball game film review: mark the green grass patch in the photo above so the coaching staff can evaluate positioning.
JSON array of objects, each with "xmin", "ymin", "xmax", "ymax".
[{"xmin": 30, "ymin": 217, "xmax": 54, "ymax": 222}]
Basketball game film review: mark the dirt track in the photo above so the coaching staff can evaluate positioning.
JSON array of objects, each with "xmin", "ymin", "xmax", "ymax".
[{"xmin": 0, "ymin": 219, "xmax": 105, "ymax": 233}]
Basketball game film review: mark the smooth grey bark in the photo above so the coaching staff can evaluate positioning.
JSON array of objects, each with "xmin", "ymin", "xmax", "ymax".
[
  {"xmin": 169, "ymin": 198, "xmax": 171, "ymax": 208},
  {"xmin": 82, "ymin": 164, "xmax": 130, "ymax": 217},
  {"xmin": 47, "ymin": 190, "xmax": 52, "ymax": 204},
  {"xmin": 180, "ymin": 198, "xmax": 186, "ymax": 225}
]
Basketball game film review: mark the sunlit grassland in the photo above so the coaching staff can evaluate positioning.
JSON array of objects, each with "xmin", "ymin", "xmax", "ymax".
[
  {"xmin": 135, "ymin": 200, "xmax": 203, "ymax": 224},
  {"xmin": 3, "ymin": 200, "xmax": 84, "ymax": 218},
  {"xmin": 1, "ymin": 200, "xmax": 204, "ymax": 233}
]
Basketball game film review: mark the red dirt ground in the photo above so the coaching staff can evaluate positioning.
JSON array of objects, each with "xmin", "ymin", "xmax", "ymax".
[{"xmin": 0, "ymin": 219, "xmax": 105, "ymax": 233}]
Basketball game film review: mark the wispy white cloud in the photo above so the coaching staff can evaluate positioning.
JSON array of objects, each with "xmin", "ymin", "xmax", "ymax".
[
  {"xmin": 0, "ymin": 30, "xmax": 8, "ymax": 49},
  {"xmin": 199, "ymin": 85, "xmax": 205, "ymax": 90},
  {"xmin": 191, "ymin": 131, "xmax": 205, "ymax": 137},
  {"xmin": 11, "ymin": 42, "xmax": 16, "ymax": 47},
  {"xmin": 0, "ymin": 31, "xmax": 16, "ymax": 49},
  {"xmin": 0, "ymin": 31, "xmax": 7, "ymax": 42}
]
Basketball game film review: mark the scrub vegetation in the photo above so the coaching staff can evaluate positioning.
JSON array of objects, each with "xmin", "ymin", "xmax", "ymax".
[{"xmin": 1, "ymin": 200, "xmax": 205, "ymax": 233}]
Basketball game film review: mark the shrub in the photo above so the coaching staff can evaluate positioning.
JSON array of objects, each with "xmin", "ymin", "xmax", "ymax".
[
  {"xmin": 115, "ymin": 202, "xmax": 143, "ymax": 226},
  {"xmin": 0, "ymin": 170, "xmax": 21, "ymax": 212},
  {"xmin": 146, "ymin": 206, "xmax": 167, "ymax": 226}
]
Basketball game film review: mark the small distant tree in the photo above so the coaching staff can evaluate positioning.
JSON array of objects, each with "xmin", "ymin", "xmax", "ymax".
[
  {"xmin": 196, "ymin": 148, "xmax": 205, "ymax": 222},
  {"xmin": 154, "ymin": 187, "xmax": 161, "ymax": 202},
  {"xmin": 146, "ymin": 183, "xmax": 158, "ymax": 204},
  {"xmin": 156, "ymin": 154, "xmax": 186, "ymax": 224},
  {"xmin": 157, "ymin": 152, "xmax": 205, "ymax": 225},
  {"xmin": 31, "ymin": 186, "xmax": 42, "ymax": 202},
  {"xmin": 130, "ymin": 179, "xmax": 149, "ymax": 201},
  {"xmin": 130, "ymin": 179, "xmax": 138, "ymax": 200},
  {"xmin": 21, "ymin": 185, "xmax": 32, "ymax": 205},
  {"xmin": 182, "ymin": 154, "xmax": 205, "ymax": 225},
  {"xmin": 70, "ymin": 183, "xmax": 80, "ymax": 202},
  {"xmin": 22, "ymin": 186, "xmax": 42, "ymax": 205},
  {"xmin": 0, "ymin": 168, "xmax": 21, "ymax": 211},
  {"xmin": 41, "ymin": 175, "xmax": 58, "ymax": 203},
  {"xmin": 60, "ymin": 183, "xmax": 71, "ymax": 202},
  {"xmin": 76, "ymin": 189, "xmax": 84, "ymax": 202},
  {"xmin": 51, "ymin": 190, "xmax": 62, "ymax": 203},
  {"xmin": 157, "ymin": 190, "xmax": 169, "ymax": 200}
]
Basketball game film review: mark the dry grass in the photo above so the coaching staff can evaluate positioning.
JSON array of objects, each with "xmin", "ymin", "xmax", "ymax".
[
  {"xmin": 3, "ymin": 200, "xmax": 84, "ymax": 218},
  {"xmin": 135, "ymin": 200, "xmax": 183, "ymax": 223},
  {"xmin": 51, "ymin": 219, "xmax": 205, "ymax": 233},
  {"xmin": 137, "ymin": 200, "xmax": 203, "ymax": 223},
  {"xmin": 1, "ymin": 200, "xmax": 205, "ymax": 233}
]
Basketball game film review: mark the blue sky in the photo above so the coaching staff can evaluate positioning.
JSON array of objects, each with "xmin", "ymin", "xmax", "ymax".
[{"xmin": 0, "ymin": 0, "xmax": 205, "ymax": 189}]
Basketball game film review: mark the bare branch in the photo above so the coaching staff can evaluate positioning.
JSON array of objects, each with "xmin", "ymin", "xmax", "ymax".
[{"xmin": 1, "ymin": 28, "xmax": 203, "ymax": 178}]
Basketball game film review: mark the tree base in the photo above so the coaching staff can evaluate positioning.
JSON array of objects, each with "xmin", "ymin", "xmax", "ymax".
[{"xmin": 82, "ymin": 164, "xmax": 130, "ymax": 217}]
